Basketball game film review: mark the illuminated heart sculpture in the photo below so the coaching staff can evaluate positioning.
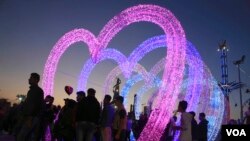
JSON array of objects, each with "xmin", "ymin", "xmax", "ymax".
[
  {"xmin": 77, "ymin": 35, "xmax": 203, "ymax": 119},
  {"xmin": 43, "ymin": 4, "xmax": 187, "ymax": 141},
  {"xmin": 97, "ymin": 35, "xmax": 223, "ymax": 140},
  {"xmin": 101, "ymin": 36, "xmax": 203, "ymax": 110},
  {"xmin": 116, "ymin": 39, "xmax": 223, "ymax": 141},
  {"xmin": 102, "ymin": 47, "xmax": 220, "ymax": 141}
]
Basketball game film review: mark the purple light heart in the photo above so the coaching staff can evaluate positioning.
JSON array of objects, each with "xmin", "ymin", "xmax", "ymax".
[{"xmin": 78, "ymin": 36, "xmax": 169, "ymax": 92}]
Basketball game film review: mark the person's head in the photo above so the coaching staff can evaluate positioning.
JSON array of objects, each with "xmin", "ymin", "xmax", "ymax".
[
  {"xmin": 76, "ymin": 91, "xmax": 86, "ymax": 102},
  {"xmin": 87, "ymin": 88, "xmax": 96, "ymax": 97},
  {"xmin": 177, "ymin": 100, "xmax": 188, "ymax": 113},
  {"xmin": 29, "ymin": 73, "xmax": 40, "ymax": 85},
  {"xmin": 45, "ymin": 95, "xmax": 54, "ymax": 104},
  {"xmin": 103, "ymin": 94, "xmax": 112, "ymax": 105},
  {"xmin": 45, "ymin": 95, "xmax": 50, "ymax": 101},
  {"xmin": 57, "ymin": 105, "xmax": 61, "ymax": 111},
  {"xmin": 50, "ymin": 97, "xmax": 54, "ymax": 104},
  {"xmin": 68, "ymin": 99, "xmax": 76, "ymax": 108},
  {"xmin": 189, "ymin": 111, "xmax": 196, "ymax": 118},
  {"xmin": 64, "ymin": 98, "xmax": 71, "ymax": 106},
  {"xmin": 114, "ymin": 95, "xmax": 124, "ymax": 107},
  {"xmin": 199, "ymin": 112, "xmax": 206, "ymax": 121},
  {"xmin": 64, "ymin": 99, "xmax": 75, "ymax": 108}
]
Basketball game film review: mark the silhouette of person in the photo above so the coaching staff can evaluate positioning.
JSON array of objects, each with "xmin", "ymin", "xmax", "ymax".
[
  {"xmin": 76, "ymin": 88, "xmax": 101, "ymax": 141},
  {"xmin": 126, "ymin": 114, "xmax": 133, "ymax": 141},
  {"xmin": 73, "ymin": 90, "xmax": 86, "ymax": 139},
  {"xmin": 55, "ymin": 98, "xmax": 76, "ymax": 141},
  {"xmin": 17, "ymin": 73, "xmax": 44, "ymax": 141},
  {"xmin": 40, "ymin": 95, "xmax": 56, "ymax": 141},
  {"xmin": 113, "ymin": 96, "xmax": 127, "ymax": 141},
  {"xmin": 163, "ymin": 115, "xmax": 177, "ymax": 141},
  {"xmin": 198, "ymin": 113, "xmax": 208, "ymax": 141},
  {"xmin": 189, "ymin": 111, "xmax": 198, "ymax": 141},
  {"xmin": 76, "ymin": 91, "xmax": 86, "ymax": 102},
  {"xmin": 174, "ymin": 100, "xmax": 192, "ymax": 141},
  {"xmin": 100, "ymin": 94, "xmax": 115, "ymax": 141}
]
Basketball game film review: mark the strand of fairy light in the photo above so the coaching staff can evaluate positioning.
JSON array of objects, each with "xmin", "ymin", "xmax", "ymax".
[{"xmin": 43, "ymin": 5, "xmax": 187, "ymax": 140}]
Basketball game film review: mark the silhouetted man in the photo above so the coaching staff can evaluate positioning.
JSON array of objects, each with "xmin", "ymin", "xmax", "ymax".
[
  {"xmin": 198, "ymin": 113, "xmax": 208, "ymax": 141},
  {"xmin": 174, "ymin": 100, "xmax": 192, "ymax": 141},
  {"xmin": 76, "ymin": 88, "xmax": 101, "ymax": 141},
  {"xmin": 100, "ymin": 94, "xmax": 115, "ymax": 141},
  {"xmin": 17, "ymin": 73, "xmax": 44, "ymax": 141},
  {"xmin": 113, "ymin": 96, "xmax": 127, "ymax": 141}
]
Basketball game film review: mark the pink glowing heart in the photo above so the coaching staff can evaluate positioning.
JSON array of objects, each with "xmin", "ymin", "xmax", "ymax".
[{"xmin": 42, "ymin": 4, "xmax": 187, "ymax": 141}]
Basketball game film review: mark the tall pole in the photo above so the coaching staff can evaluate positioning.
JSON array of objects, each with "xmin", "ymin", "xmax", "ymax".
[
  {"xmin": 133, "ymin": 94, "xmax": 137, "ymax": 120},
  {"xmin": 237, "ymin": 64, "xmax": 243, "ymax": 123},
  {"xmin": 218, "ymin": 41, "xmax": 230, "ymax": 123},
  {"xmin": 233, "ymin": 55, "xmax": 245, "ymax": 123}
]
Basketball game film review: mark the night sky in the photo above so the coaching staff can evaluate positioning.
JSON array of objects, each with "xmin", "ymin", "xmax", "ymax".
[{"xmin": 0, "ymin": 0, "xmax": 249, "ymax": 119}]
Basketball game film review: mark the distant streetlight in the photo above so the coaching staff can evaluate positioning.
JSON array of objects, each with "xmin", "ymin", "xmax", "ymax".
[
  {"xmin": 16, "ymin": 94, "xmax": 26, "ymax": 103},
  {"xmin": 233, "ymin": 55, "xmax": 245, "ymax": 123}
]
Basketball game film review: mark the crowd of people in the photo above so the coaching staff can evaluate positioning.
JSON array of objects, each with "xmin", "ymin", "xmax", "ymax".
[
  {"xmin": 0, "ymin": 72, "xmax": 250, "ymax": 141},
  {"xmin": 0, "ymin": 73, "xmax": 131, "ymax": 141}
]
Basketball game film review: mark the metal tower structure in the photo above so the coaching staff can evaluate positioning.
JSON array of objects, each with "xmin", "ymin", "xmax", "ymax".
[
  {"xmin": 218, "ymin": 41, "xmax": 230, "ymax": 97},
  {"xmin": 218, "ymin": 41, "xmax": 241, "ymax": 123}
]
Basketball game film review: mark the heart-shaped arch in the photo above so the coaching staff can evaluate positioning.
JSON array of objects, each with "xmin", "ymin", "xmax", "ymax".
[
  {"xmin": 78, "ymin": 35, "xmax": 170, "ymax": 92},
  {"xmin": 42, "ymin": 5, "xmax": 187, "ymax": 140},
  {"xmin": 104, "ymin": 35, "xmax": 223, "ymax": 140},
  {"xmin": 102, "ymin": 36, "xmax": 203, "ymax": 114}
]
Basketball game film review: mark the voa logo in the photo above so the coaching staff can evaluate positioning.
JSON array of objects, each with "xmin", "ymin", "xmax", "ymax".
[{"xmin": 226, "ymin": 129, "xmax": 246, "ymax": 136}]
